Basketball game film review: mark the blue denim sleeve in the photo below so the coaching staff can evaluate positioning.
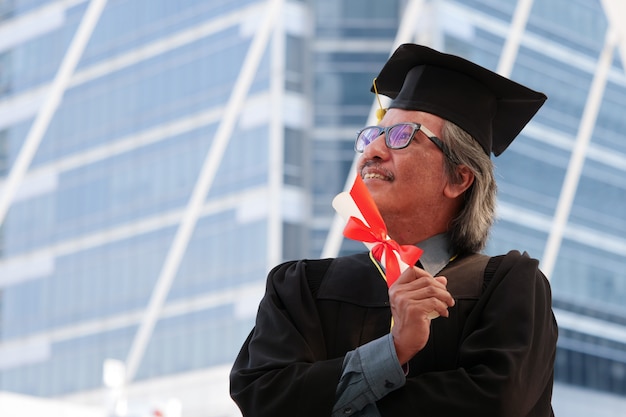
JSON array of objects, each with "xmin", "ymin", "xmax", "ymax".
[{"xmin": 332, "ymin": 334, "xmax": 406, "ymax": 417}]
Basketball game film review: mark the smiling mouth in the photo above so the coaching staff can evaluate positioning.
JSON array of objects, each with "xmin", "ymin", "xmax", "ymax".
[
  {"xmin": 361, "ymin": 169, "xmax": 395, "ymax": 182},
  {"xmin": 360, "ymin": 161, "xmax": 394, "ymax": 181},
  {"xmin": 363, "ymin": 172, "xmax": 388, "ymax": 180}
]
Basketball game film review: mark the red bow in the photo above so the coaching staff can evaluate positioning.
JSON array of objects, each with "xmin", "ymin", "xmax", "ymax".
[{"xmin": 342, "ymin": 175, "xmax": 423, "ymax": 286}]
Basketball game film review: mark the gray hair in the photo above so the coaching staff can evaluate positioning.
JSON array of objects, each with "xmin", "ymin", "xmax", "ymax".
[{"xmin": 441, "ymin": 120, "xmax": 497, "ymax": 254}]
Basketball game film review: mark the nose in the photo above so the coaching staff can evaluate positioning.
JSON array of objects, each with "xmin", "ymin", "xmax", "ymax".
[{"xmin": 360, "ymin": 133, "xmax": 390, "ymax": 161}]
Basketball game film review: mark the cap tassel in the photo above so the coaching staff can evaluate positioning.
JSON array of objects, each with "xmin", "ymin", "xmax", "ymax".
[{"xmin": 373, "ymin": 78, "xmax": 387, "ymax": 124}]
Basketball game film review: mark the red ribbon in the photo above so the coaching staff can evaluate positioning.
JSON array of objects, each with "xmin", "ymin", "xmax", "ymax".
[{"xmin": 342, "ymin": 175, "xmax": 423, "ymax": 287}]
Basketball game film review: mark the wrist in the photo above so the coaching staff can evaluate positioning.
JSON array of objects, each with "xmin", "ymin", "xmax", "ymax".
[{"xmin": 392, "ymin": 335, "xmax": 412, "ymax": 366}]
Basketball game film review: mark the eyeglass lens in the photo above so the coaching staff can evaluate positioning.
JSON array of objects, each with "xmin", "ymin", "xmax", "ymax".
[
  {"xmin": 356, "ymin": 123, "xmax": 417, "ymax": 151},
  {"xmin": 387, "ymin": 124, "xmax": 415, "ymax": 148}
]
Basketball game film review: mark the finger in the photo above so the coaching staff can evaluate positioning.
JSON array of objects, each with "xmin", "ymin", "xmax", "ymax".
[
  {"xmin": 393, "ymin": 265, "xmax": 420, "ymax": 285},
  {"xmin": 427, "ymin": 311, "xmax": 440, "ymax": 320},
  {"xmin": 411, "ymin": 285, "xmax": 456, "ymax": 308},
  {"xmin": 397, "ymin": 274, "xmax": 448, "ymax": 293},
  {"xmin": 392, "ymin": 286, "xmax": 455, "ymax": 313},
  {"xmin": 425, "ymin": 297, "xmax": 454, "ymax": 318},
  {"xmin": 397, "ymin": 296, "xmax": 452, "ymax": 319},
  {"xmin": 425, "ymin": 295, "xmax": 454, "ymax": 320},
  {"xmin": 433, "ymin": 276, "xmax": 455, "ymax": 307},
  {"xmin": 392, "ymin": 266, "xmax": 438, "ymax": 289}
]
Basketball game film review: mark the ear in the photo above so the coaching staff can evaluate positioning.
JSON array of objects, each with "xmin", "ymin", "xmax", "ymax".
[{"xmin": 443, "ymin": 165, "xmax": 474, "ymax": 199}]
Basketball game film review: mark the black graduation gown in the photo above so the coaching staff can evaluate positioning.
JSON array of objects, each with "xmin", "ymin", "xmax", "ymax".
[{"xmin": 230, "ymin": 250, "xmax": 558, "ymax": 417}]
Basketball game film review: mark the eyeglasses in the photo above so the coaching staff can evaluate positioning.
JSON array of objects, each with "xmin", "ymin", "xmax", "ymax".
[{"xmin": 355, "ymin": 122, "xmax": 453, "ymax": 160}]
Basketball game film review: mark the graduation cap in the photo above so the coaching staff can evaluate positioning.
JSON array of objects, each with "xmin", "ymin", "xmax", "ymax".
[{"xmin": 372, "ymin": 44, "xmax": 547, "ymax": 156}]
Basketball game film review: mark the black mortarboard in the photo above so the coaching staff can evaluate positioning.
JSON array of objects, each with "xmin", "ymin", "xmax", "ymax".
[{"xmin": 372, "ymin": 44, "xmax": 547, "ymax": 156}]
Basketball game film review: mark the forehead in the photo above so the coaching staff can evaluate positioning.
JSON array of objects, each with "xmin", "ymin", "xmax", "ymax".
[{"xmin": 382, "ymin": 109, "xmax": 444, "ymax": 133}]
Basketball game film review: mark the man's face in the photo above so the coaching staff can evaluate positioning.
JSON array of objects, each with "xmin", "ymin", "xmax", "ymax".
[{"xmin": 357, "ymin": 109, "xmax": 450, "ymax": 224}]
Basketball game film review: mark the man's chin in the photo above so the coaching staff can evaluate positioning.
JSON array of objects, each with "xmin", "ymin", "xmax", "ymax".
[
  {"xmin": 364, "ymin": 179, "xmax": 392, "ymax": 197},
  {"xmin": 366, "ymin": 187, "xmax": 390, "ymax": 211}
]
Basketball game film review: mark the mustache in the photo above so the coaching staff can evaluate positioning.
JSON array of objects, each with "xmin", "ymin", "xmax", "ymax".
[{"xmin": 359, "ymin": 160, "xmax": 395, "ymax": 181}]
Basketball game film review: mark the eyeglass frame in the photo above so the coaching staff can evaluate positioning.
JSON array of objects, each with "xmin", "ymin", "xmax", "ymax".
[{"xmin": 354, "ymin": 122, "xmax": 454, "ymax": 161}]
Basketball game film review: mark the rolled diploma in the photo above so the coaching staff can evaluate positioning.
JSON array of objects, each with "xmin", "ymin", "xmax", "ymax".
[
  {"xmin": 332, "ymin": 190, "xmax": 439, "ymax": 320},
  {"xmin": 332, "ymin": 191, "xmax": 408, "ymax": 271}
]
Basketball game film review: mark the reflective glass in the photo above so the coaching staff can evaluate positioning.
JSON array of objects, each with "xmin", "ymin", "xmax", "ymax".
[{"xmin": 355, "ymin": 122, "xmax": 451, "ymax": 160}]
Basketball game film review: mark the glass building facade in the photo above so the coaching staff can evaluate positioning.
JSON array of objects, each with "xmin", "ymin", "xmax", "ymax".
[
  {"xmin": 312, "ymin": 0, "xmax": 626, "ymax": 409},
  {"xmin": 0, "ymin": 0, "xmax": 624, "ymax": 416},
  {"xmin": 311, "ymin": 0, "xmax": 626, "ymax": 414},
  {"xmin": 0, "ymin": 0, "xmax": 311, "ymax": 414}
]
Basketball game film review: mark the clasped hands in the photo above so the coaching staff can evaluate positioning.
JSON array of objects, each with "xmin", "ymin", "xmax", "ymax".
[{"xmin": 389, "ymin": 266, "xmax": 455, "ymax": 365}]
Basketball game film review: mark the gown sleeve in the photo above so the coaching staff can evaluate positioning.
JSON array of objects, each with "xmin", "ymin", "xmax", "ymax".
[
  {"xmin": 377, "ymin": 250, "xmax": 558, "ymax": 417},
  {"xmin": 230, "ymin": 259, "xmax": 344, "ymax": 417}
]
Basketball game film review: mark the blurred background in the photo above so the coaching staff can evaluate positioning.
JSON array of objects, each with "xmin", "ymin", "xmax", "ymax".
[{"xmin": 0, "ymin": 0, "xmax": 625, "ymax": 416}]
